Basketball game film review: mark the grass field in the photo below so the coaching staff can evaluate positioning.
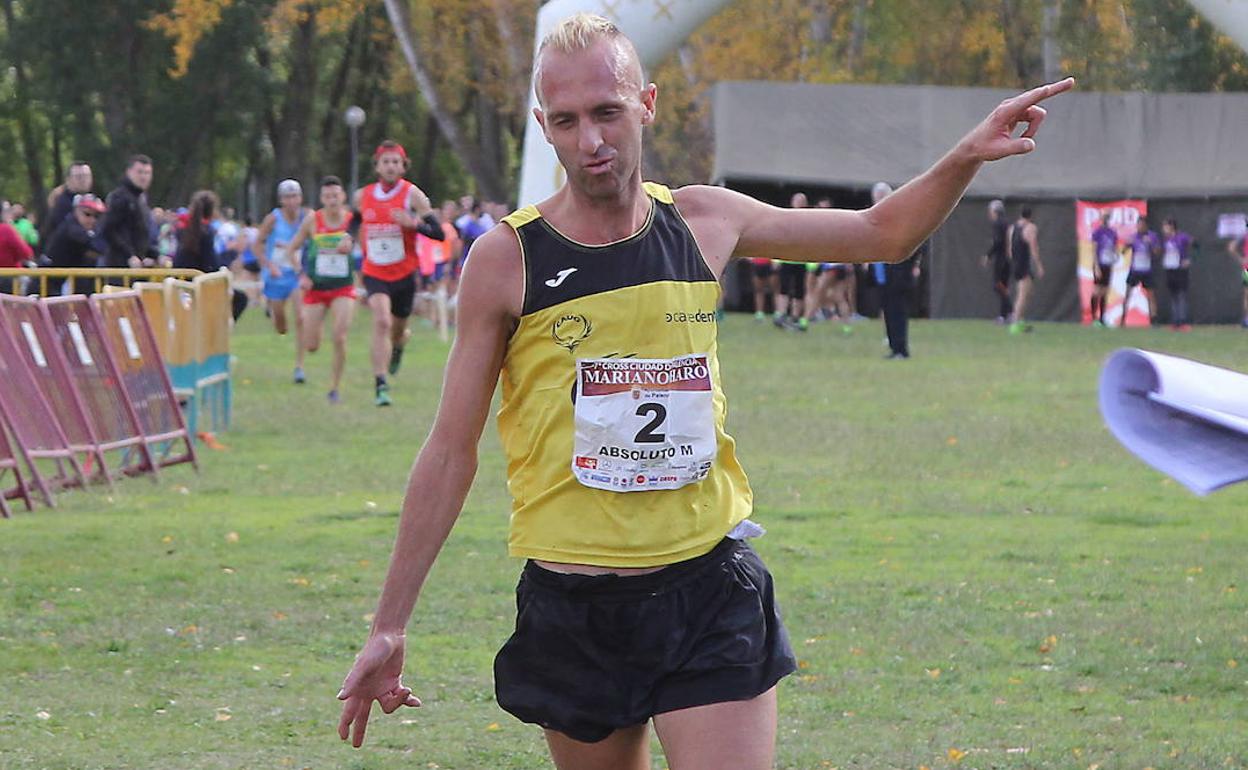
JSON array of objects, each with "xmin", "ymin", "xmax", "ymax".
[{"xmin": 3, "ymin": 309, "xmax": 1247, "ymax": 770}]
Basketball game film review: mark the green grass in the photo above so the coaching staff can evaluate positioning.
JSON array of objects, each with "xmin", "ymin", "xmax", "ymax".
[{"xmin": 3, "ymin": 311, "xmax": 1247, "ymax": 769}]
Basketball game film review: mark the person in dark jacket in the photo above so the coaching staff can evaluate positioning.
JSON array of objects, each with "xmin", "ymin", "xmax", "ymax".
[
  {"xmin": 100, "ymin": 154, "xmax": 154, "ymax": 270},
  {"xmin": 40, "ymin": 161, "xmax": 94, "ymax": 247},
  {"xmin": 174, "ymin": 190, "xmax": 248, "ymax": 321},
  {"xmin": 872, "ymin": 182, "xmax": 925, "ymax": 359},
  {"xmin": 44, "ymin": 194, "xmax": 108, "ymax": 296},
  {"xmin": 982, "ymin": 199, "xmax": 1011, "ymax": 323}
]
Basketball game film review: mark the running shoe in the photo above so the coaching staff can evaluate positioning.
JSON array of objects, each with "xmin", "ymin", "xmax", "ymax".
[
  {"xmin": 293, "ymin": 366, "xmax": 306, "ymax": 384},
  {"xmin": 327, "ymin": 389, "xmax": 340, "ymax": 405},
  {"xmin": 388, "ymin": 345, "xmax": 405, "ymax": 376},
  {"xmin": 1092, "ymin": 320, "xmax": 1106, "ymax": 328},
  {"xmin": 374, "ymin": 384, "xmax": 392, "ymax": 407},
  {"xmin": 754, "ymin": 311, "xmax": 765, "ymax": 322}
]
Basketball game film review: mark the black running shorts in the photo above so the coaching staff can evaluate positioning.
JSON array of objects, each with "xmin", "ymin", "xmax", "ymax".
[
  {"xmin": 1093, "ymin": 261, "xmax": 1112, "ymax": 287},
  {"xmin": 363, "ymin": 273, "xmax": 417, "ymax": 319},
  {"xmin": 493, "ymin": 537, "xmax": 797, "ymax": 743},
  {"xmin": 778, "ymin": 262, "xmax": 806, "ymax": 299},
  {"xmin": 1126, "ymin": 270, "xmax": 1154, "ymax": 289},
  {"xmin": 1165, "ymin": 268, "xmax": 1189, "ymax": 292}
]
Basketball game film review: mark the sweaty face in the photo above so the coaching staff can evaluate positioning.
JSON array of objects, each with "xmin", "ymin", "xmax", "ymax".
[
  {"xmin": 320, "ymin": 185, "xmax": 345, "ymax": 209},
  {"xmin": 128, "ymin": 162, "xmax": 153, "ymax": 191},
  {"xmin": 535, "ymin": 38, "xmax": 654, "ymax": 202},
  {"xmin": 375, "ymin": 152, "xmax": 406, "ymax": 184}
]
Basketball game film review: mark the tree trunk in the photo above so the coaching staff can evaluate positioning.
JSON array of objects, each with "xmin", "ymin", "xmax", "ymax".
[
  {"xmin": 1042, "ymin": 0, "xmax": 1063, "ymax": 82},
  {"xmin": 271, "ymin": 8, "xmax": 318, "ymax": 187},
  {"xmin": 0, "ymin": 0, "xmax": 48, "ymax": 217},
  {"xmin": 382, "ymin": 0, "xmax": 506, "ymax": 201},
  {"xmin": 848, "ymin": 0, "xmax": 869, "ymax": 77}
]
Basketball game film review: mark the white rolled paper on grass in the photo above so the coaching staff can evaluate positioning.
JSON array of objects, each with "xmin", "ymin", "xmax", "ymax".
[{"xmin": 1099, "ymin": 348, "xmax": 1248, "ymax": 496}]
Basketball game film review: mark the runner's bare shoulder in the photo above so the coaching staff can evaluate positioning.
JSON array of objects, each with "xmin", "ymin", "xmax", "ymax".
[{"xmin": 460, "ymin": 225, "xmax": 524, "ymax": 320}]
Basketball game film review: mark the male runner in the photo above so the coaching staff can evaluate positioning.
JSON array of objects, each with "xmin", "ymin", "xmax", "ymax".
[
  {"xmin": 1161, "ymin": 217, "xmax": 1193, "ymax": 331},
  {"xmin": 255, "ymin": 179, "xmax": 311, "ymax": 382},
  {"xmin": 983, "ymin": 199, "xmax": 1012, "ymax": 324},
  {"xmin": 336, "ymin": 14, "xmax": 1073, "ymax": 769},
  {"xmin": 354, "ymin": 140, "xmax": 443, "ymax": 407},
  {"xmin": 1121, "ymin": 216, "xmax": 1161, "ymax": 327},
  {"xmin": 285, "ymin": 176, "xmax": 358, "ymax": 404},
  {"xmin": 1006, "ymin": 205, "xmax": 1044, "ymax": 333},
  {"xmin": 1089, "ymin": 211, "xmax": 1118, "ymax": 327}
]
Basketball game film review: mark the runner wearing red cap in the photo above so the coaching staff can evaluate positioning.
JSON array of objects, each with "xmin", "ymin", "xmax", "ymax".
[{"xmin": 353, "ymin": 140, "xmax": 444, "ymax": 406}]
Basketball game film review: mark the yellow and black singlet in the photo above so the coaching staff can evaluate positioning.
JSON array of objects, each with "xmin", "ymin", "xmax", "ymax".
[{"xmin": 498, "ymin": 182, "xmax": 753, "ymax": 568}]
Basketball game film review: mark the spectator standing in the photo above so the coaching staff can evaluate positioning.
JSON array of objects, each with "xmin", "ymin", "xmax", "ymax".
[
  {"xmin": 1120, "ymin": 217, "xmax": 1160, "ymax": 327},
  {"xmin": 773, "ymin": 192, "xmax": 809, "ymax": 331},
  {"xmin": 7, "ymin": 204, "xmax": 39, "ymax": 248},
  {"xmin": 100, "ymin": 154, "xmax": 155, "ymax": 270},
  {"xmin": 41, "ymin": 161, "xmax": 94, "ymax": 245},
  {"xmin": 983, "ymin": 199, "xmax": 1012, "ymax": 323},
  {"xmin": 43, "ymin": 194, "xmax": 108, "ymax": 295},
  {"xmin": 1229, "ymin": 233, "xmax": 1248, "ymax": 328},
  {"xmin": 872, "ymin": 182, "xmax": 925, "ymax": 358},
  {"xmin": 1161, "ymin": 218, "xmax": 1193, "ymax": 331},
  {"xmin": 1006, "ymin": 206, "xmax": 1044, "ymax": 333},
  {"xmin": 0, "ymin": 215, "xmax": 34, "ymax": 293},
  {"xmin": 1089, "ymin": 212, "xmax": 1118, "ymax": 327}
]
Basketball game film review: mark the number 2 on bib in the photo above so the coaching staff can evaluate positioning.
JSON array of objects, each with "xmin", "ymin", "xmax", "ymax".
[{"xmin": 571, "ymin": 355, "xmax": 717, "ymax": 492}]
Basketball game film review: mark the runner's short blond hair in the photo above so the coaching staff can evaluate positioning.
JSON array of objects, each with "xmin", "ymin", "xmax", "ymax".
[{"xmin": 534, "ymin": 13, "xmax": 643, "ymax": 105}]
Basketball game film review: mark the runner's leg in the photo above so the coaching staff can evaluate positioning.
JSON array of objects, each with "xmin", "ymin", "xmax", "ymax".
[
  {"xmin": 330, "ymin": 295, "xmax": 356, "ymax": 394},
  {"xmin": 544, "ymin": 724, "xmax": 651, "ymax": 770},
  {"xmin": 293, "ymin": 287, "xmax": 306, "ymax": 369},
  {"xmin": 652, "ymin": 687, "xmax": 778, "ymax": 770},
  {"xmin": 302, "ymin": 301, "xmax": 327, "ymax": 355},
  {"xmin": 271, "ymin": 298, "xmax": 288, "ymax": 335},
  {"xmin": 369, "ymin": 292, "xmax": 393, "ymax": 380}
]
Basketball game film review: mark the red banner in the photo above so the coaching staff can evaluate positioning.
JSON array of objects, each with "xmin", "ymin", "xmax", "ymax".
[{"xmin": 1076, "ymin": 200, "xmax": 1150, "ymax": 326}]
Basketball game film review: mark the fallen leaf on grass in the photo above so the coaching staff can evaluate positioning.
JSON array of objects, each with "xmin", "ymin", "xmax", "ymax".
[
  {"xmin": 225, "ymin": 532, "xmax": 240, "ymax": 544},
  {"xmin": 925, "ymin": 668, "xmax": 941, "ymax": 679},
  {"xmin": 486, "ymin": 722, "xmax": 501, "ymax": 731},
  {"xmin": 288, "ymin": 577, "xmax": 310, "ymax": 587},
  {"xmin": 35, "ymin": 711, "xmax": 50, "ymax": 720},
  {"xmin": 947, "ymin": 747, "xmax": 967, "ymax": 762}
]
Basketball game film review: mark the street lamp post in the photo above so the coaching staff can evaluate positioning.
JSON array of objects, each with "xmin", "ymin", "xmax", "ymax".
[{"xmin": 344, "ymin": 105, "xmax": 366, "ymax": 197}]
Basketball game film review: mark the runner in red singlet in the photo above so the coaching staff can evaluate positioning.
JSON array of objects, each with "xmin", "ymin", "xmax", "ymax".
[{"xmin": 353, "ymin": 140, "xmax": 444, "ymax": 406}]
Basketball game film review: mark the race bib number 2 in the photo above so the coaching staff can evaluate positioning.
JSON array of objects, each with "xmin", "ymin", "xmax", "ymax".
[{"xmin": 572, "ymin": 355, "xmax": 717, "ymax": 492}]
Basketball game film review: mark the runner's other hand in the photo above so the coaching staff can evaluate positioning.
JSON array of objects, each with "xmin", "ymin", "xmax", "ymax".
[
  {"xmin": 958, "ymin": 77, "xmax": 1075, "ymax": 163},
  {"xmin": 337, "ymin": 632, "xmax": 421, "ymax": 748}
]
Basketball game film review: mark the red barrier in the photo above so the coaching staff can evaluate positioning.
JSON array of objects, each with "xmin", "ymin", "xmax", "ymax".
[
  {"xmin": 41, "ymin": 296, "xmax": 159, "ymax": 480},
  {"xmin": 0, "ymin": 307, "xmax": 85, "ymax": 506},
  {"xmin": 0, "ymin": 422, "xmax": 34, "ymax": 517},
  {"xmin": 0, "ymin": 295, "xmax": 113, "ymax": 485},
  {"xmin": 91, "ymin": 292, "xmax": 196, "ymax": 471}
]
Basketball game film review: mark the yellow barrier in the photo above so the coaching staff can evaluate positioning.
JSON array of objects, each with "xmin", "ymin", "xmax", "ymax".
[{"xmin": 0, "ymin": 268, "xmax": 202, "ymax": 298}]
